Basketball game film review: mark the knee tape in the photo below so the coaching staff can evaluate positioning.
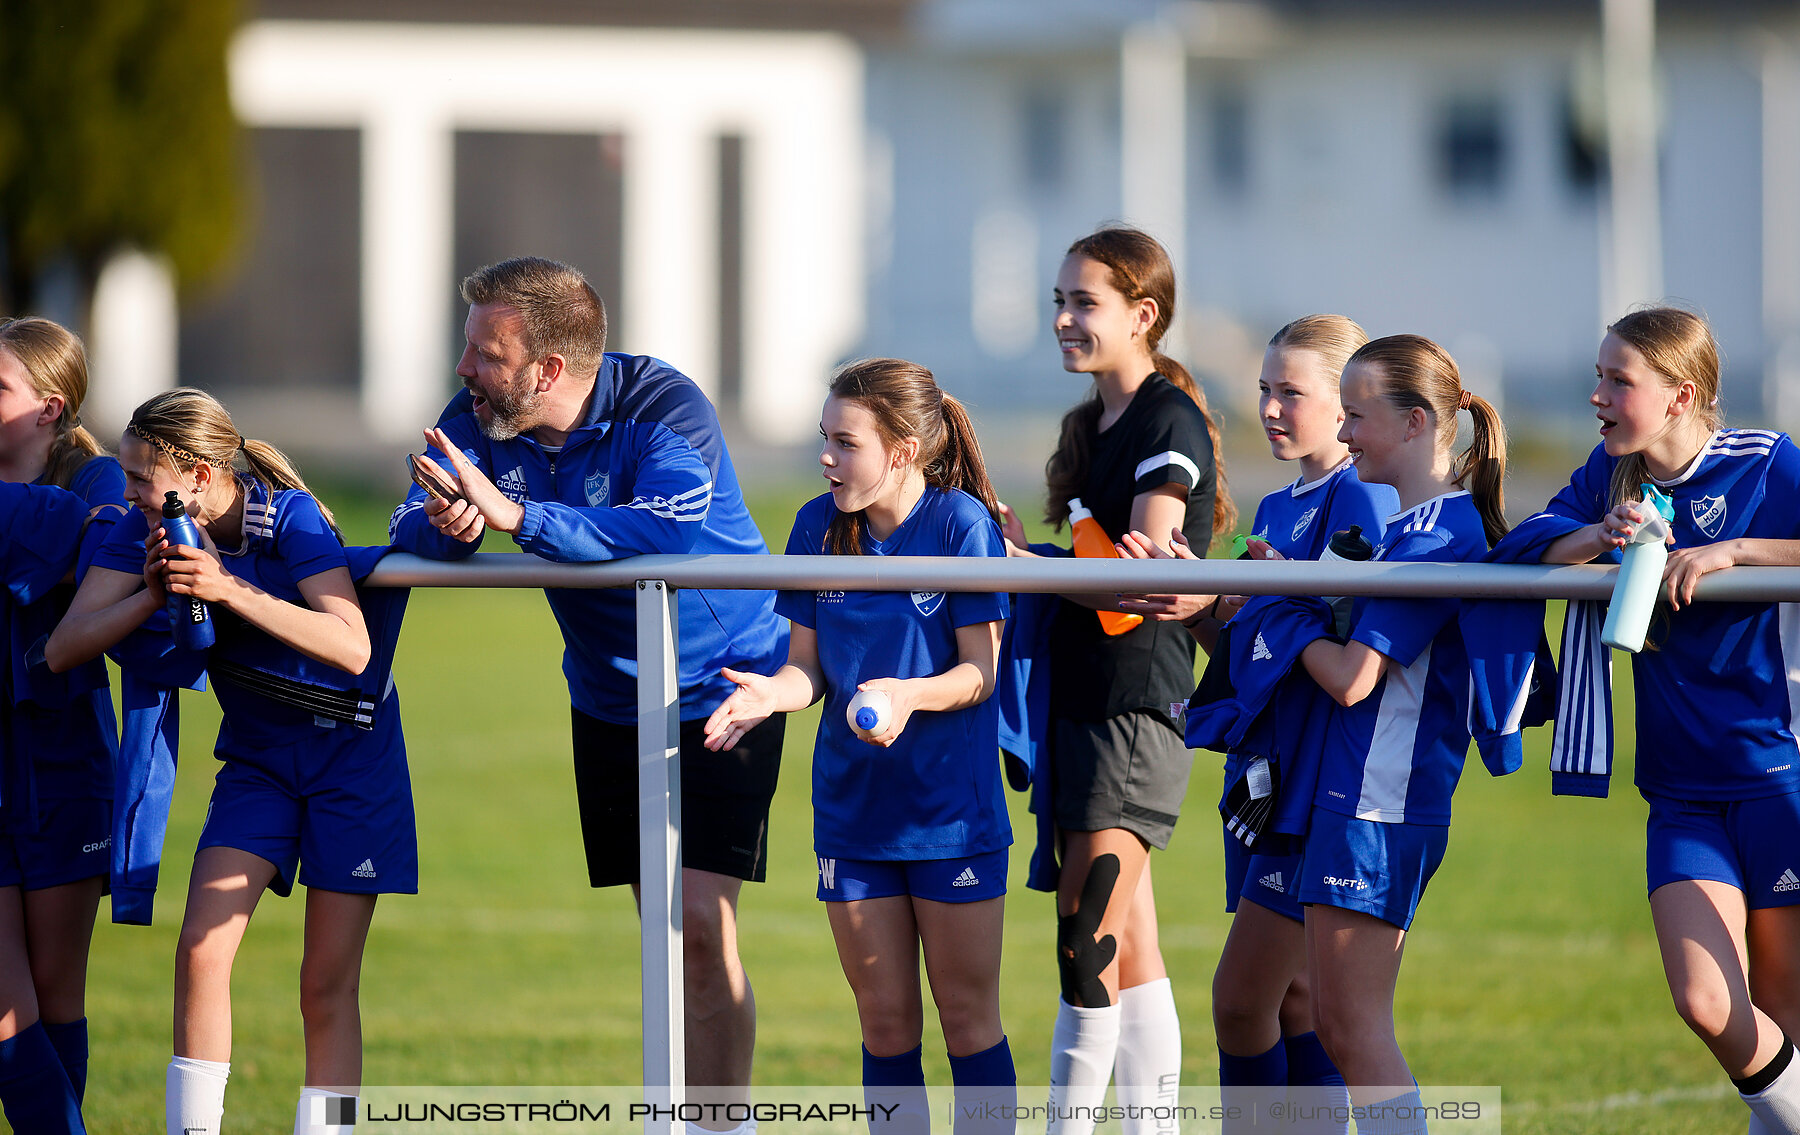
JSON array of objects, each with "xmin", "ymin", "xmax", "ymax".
[{"xmin": 1057, "ymin": 853, "xmax": 1121, "ymax": 1007}]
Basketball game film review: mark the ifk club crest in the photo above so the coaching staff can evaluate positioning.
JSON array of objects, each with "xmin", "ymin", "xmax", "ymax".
[
  {"xmin": 911, "ymin": 591, "xmax": 944, "ymax": 616},
  {"xmin": 1690, "ymin": 493, "xmax": 1727, "ymax": 539}
]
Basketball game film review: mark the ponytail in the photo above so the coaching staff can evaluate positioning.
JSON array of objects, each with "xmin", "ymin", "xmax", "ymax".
[
  {"xmin": 43, "ymin": 423, "xmax": 106, "ymax": 491},
  {"xmin": 822, "ymin": 358, "xmax": 994, "ymax": 556},
  {"xmin": 1457, "ymin": 392, "xmax": 1510, "ymax": 546},
  {"xmin": 128, "ymin": 388, "xmax": 339, "ymax": 533}
]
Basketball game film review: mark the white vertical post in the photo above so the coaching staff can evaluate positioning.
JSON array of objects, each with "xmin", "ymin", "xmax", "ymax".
[
  {"xmin": 1762, "ymin": 33, "xmax": 1800, "ymax": 429},
  {"xmin": 361, "ymin": 105, "xmax": 453, "ymax": 439},
  {"xmin": 87, "ymin": 249, "xmax": 179, "ymax": 434},
  {"xmin": 635, "ymin": 580, "xmax": 684, "ymax": 1123},
  {"xmin": 1120, "ymin": 20, "xmax": 1188, "ymax": 350},
  {"xmin": 623, "ymin": 124, "xmax": 719, "ymax": 396},
  {"xmin": 1601, "ymin": 0, "xmax": 1662, "ymax": 317}
]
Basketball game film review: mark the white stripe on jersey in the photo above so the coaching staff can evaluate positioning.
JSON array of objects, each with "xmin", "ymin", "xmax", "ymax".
[
  {"xmin": 1469, "ymin": 655, "xmax": 1536, "ymax": 738},
  {"xmin": 1781, "ymin": 602, "xmax": 1800, "ymax": 756},
  {"xmin": 1551, "ymin": 599, "xmax": 1612, "ymax": 777},
  {"xmin": 243, "ymin": 500, "xmax": 276, "ymax": 540},
  {"xmin": 389, "ymin": 499, "xmax": 422, "ymax": 540},
  {"xmin": 1134, "ymin": 450, "xmax": 1201, "ymax": 487},
  {"xmin": 628, "ymin": 480, "xmax": 714, "ymax": 521},
  {"xmin": 1356, "ymin": 642, "xmax": 1431, "ymax": 822}
]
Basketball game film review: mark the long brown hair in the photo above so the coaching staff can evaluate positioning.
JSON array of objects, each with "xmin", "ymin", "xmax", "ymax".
[
  {"xmin": 1602, "ymin": 307, "xmax": 1722, "ymax": 508},
  {"xmin": 127, "ymin": 387, "xmax": 338, "ymax": 530},
  {"xmin": 1043, "ymin": 227, "xmax": 1236, "ymax": 537},
  {"xmin": 823, "ymin": 358, "xmax": 999, "ymax": 556},
  {"xmin": 0, "ymin": 317, "xmax": 107, "ymax": 489},
  {"xmin": 1349, "ymin": 334, "xmax": 1510, "ymax": 546}
]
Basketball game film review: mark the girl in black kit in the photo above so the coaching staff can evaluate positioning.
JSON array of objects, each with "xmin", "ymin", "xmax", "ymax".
[{"xmin": 1000, "ymin": 227, "xmax": 1234, "ymax": 1130}]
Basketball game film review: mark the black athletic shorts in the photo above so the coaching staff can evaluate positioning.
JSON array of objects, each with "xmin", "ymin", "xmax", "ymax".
[{"xmin": 571, "ymin": 707, "xmax": 785, "ymax": 886}]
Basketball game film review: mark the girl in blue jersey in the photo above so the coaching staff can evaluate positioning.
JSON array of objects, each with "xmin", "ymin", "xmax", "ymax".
[
  {"xmin": 999, "ymin": 227, "xmax": 1234, "ymax": 1130},
  {"xmin": 1126, "ymin": 315, "xmax": 1394, "ymax": 1125},
  {"xmin": 1282, "ymin": 335, "xmax": 1507, "ymax": 1133},
  {"xmin": 46, "ymin": 389, "xmax": 414, "ymax": 1135},
  {"xmin": 0, "ymin": 318, "xmax": 121, "ymax": 1135},
  {"xmin": 704, "ymin": 358, "xmax": 1015, "ymax": 1123},
  {"xmin": 1531, "ymin": 308, "xmax": 1800, "ymax": 1133}
]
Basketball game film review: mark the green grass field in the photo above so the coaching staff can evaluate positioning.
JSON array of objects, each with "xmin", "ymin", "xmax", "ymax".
[{"xmin": 75, "ymin": 484, "xmax": 1740, "ymax": 1134}]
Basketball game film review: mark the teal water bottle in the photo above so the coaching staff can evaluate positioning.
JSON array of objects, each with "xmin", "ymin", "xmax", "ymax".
[
  {"xmin": 160, "ymin": 490, "xmax": 216, "ymax": 651},
  {"xmin": 1600, "ymin": 484, "xmax": 1674, "ymax": 653}
]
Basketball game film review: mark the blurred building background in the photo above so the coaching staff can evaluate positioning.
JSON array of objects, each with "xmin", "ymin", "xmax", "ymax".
[{"xmin": 22, "ymin": 0, "xmax": 1800, "ymax": 484}]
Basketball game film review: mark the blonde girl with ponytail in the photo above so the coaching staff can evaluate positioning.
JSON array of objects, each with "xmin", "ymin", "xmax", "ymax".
[
  {"xmin": 0, "ymin": 317, "xmax": 124, "ymax": 1134},
  {"xmin": 706, "ymin": 358, "xmax": 1016, "ymax": 1121},
  {"xmin": 48, "ymin": 387, "xmax": 417, "ymax": 1135}
]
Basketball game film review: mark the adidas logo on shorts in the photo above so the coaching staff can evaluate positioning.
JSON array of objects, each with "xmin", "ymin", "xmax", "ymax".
[
  {"xmin": 352, "ymin": 859, "xmax": 377, "ymax": 879},
  {"xmin": 1776, "ymin": 869, "xmax": 1800, "ymax": 894},
  {"xmin": 1252, "ymin": 633, "xmax": 1273, "ymax": 662},
  {"xmin": 952, "ymin": 866, "xmax": 980, "ymax": 888},
  {"xmin": 1259, "ymin": 871, "xmax": 1285, "ymax": 892}
]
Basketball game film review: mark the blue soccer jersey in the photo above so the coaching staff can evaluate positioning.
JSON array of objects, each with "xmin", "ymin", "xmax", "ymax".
[
  {"xmin": 1539, "ymin": 431, "xmax": 1800, "ymax": 800},
  {"xmin": 775, "ymin": 486, "xmax": 1012, "ymax": 860},
  {"xmin": 92, "ymin": 481, "xmax": 357, "ymax": 755},
  {"xmin": 1313, "ymin": 491, "xmax": 1489, "ymax": 825},
  {"xmin": 1249, "ymin": 460, "xmax": 1399, "ymax": 561},
  {"xmin": 390, "ymin": 353, "xmax": 787, "ymax": 724}
]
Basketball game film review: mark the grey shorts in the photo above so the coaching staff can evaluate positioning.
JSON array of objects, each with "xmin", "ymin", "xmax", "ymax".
[{"xmin": 1051, "ymin": 710, "xmax": 1194, "ymax": 849}]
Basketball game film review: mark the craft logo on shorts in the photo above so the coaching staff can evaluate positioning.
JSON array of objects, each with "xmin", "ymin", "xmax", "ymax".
[
  {"xmin": 911, "ymin": 591, "xmax": 944, "ymax": 616},
  {"xmin": 584, "ymin": 469, "xmax": 609, "ymax": 507},
  {"xmin": 1292, "ymin": 507, "xmax": 1319, "ymax": 543},
  {"xmin": 1691, "ymin": 493, "xmax": 1728, "ymax": 538},
  {"xmin": 82, "ymin": 838, "xmax": 110, "ymax": 854}
]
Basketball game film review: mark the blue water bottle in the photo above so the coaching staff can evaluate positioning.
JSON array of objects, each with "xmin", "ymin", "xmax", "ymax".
[
  {"xmin": 1600, "ymin": 484, "xmax": 1674, "ymax": 653},
  {"xmin": 160, "ymin": 490, "xmax": 216, "ymax": 651}
]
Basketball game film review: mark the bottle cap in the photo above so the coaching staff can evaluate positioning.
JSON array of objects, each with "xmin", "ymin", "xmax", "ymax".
[
  {"xmin": 1639, "ymin": 484, "xmax": 1674, "ymax": 521},
  {"xmin": 162, "ymin": 490, "xmax": 185, "ymax": 518},
  {"xmin": 1230, "ymin": 533, "xmax": 1252, "ymax": 559},
  {"xmin": 1067, "ymin": 497, "xmax": 1091, "ymax": 523},
  {"xmin": 1327, "ymin": 524, "xmax": 1374, "ymax": 561},
  {"xmin": 855, "ymin": 706, "xmax": 881, "ymax": 731}
]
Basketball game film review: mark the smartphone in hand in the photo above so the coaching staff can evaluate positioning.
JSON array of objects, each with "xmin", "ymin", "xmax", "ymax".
[{"xmin": 407, "ymin": 453, "xmax": 463, "ymax": 504}]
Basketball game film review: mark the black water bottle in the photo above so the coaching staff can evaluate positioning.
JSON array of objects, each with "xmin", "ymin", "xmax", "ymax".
[
  {"xmin": 161, "ymin": 491, "xmax": 216, "ymax": 651},
  {"xmin": 1319, "ymin": 525, "xmax": 1372, "ymax": 636}
]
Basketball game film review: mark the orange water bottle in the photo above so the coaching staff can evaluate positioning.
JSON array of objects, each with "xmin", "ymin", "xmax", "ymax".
[{"xmin": 1068, "ymin": 497, "xmax": 1142, "ymax": 635}]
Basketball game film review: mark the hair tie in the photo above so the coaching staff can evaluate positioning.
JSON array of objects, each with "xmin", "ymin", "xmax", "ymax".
[{"xmin": 1459, "ymin": 389, "xmax": 1473, "ymax": 411}]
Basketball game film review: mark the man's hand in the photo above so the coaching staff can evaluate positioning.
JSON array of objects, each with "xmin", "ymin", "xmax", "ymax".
[{"xmin": 417, "ymin": 427, "xmax": 523, "ymax": 538}]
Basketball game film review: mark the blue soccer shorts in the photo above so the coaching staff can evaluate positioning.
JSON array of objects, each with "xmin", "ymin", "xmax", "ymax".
[
  {"xmin": 1644, "ymin": 790, "xmax": 1800, "ymax": 909},
  {"xmin": 1297, "ymin": 808, "xmax": 1449, "ymax": 931},
  {"xmin": 0, "ymin": 795, "xmax": 111, "ymax": 892},
  {"xmin": 200, "ymin": 709, "xmax": 417, "ymax": 897},
  {"xmin": 816, "ymin": 847, "xmax": 1008, "ymax": 904}
]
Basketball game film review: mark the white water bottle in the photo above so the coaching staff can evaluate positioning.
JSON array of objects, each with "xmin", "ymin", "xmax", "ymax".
[
  {"xmin": 1600, "ymin": 484, "xmax": 1675, "ymax": 653},
  {"xmin": 847, "ymin": 689, "xmax": 893, "ymax": 739}
]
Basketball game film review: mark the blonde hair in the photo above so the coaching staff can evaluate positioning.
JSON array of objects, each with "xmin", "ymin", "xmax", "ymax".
[
  {"xmin": 824, "ymin": 358, "xmax": 999, "ymax": 555},
  {"xmin": 1268, "ymin": 314, "xmax": 1370, "ymax": 387},
  {"xmin": 126, "ymin": 388, "xmax": 336, "ymax": 529},
  {"xmin": 1603, "ymin": 307, "xmax": 1722, "ymax": 508},
  {"xmin": 1349, "ymin": 335, "xmax": 1510, "ymax": 546},
  {"xmin": 0, "ymin": 317, "xmax": 107, "ymax": 489},
  {"xmin": 1044, "ymin": 226, "xmax": 1237, "ymax": 538}
]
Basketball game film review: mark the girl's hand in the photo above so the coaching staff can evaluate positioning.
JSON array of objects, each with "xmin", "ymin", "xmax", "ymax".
[
  {"xmin": 1663, "ymin": 539, "xmax": 1737, "ymax": 611},
  {"xmin": 1246, "ymin": 537, "xmax": 1283, "ymax": 560},
  {"xmin": 853, "ymin": 677, "xmax": 915, "ymax": 748},
  {"xmin": 141, "ymin": 528, "xmax": 170, "ymax": 604},
  {"xmin": 703, "ymin": 667, "xmax": 777, "ymax": 751},
  {"xmin": 1115, "ymin": 527, "xmax": 1216, "ymax": 621},
  {"xmin": 997, "ymin": 501, "xmax": 1028, "ymax": 552},
  {"xmin": 159, "ymin": 531, "xmax": 238, "ymax": 607},
  {"xmin": 1597, "ymin": 503, "xmax": 1662, "ymax": 551}
]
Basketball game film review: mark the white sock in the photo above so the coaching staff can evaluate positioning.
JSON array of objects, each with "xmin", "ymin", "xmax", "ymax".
[
  {"xmin": 1048, "ymin": 999, "xmax": 1121, "ymax": 1135},
  {"xmin": 295, "ymin": 1087, "xmax": 357, "ymax": 1134},
  {"xmin": 167, "ymin": 1055, "xmax": 230, "ymax": 1135},
  {"xmin": 1114, "ymin": 979, "xmax": 1182, "ymax": 1134},
  {"xmin": 1742, "ymin": 1042, "xmax": 1800, "ymax": 1135}
]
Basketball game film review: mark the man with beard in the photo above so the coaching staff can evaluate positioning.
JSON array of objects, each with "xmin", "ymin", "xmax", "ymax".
[{"xmin": 390, "ymin": 257, "xmax": 787, "ymax": 1119}]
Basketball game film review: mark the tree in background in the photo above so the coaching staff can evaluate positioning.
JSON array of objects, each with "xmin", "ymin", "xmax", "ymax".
[{"xmin": 0, "ymin": 0, "xmax": 242, "ymax": 320}]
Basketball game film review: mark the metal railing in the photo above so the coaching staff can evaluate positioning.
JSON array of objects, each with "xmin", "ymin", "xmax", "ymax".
[{"xmin": 358, "ymin": 550, "xmax": 1800, "ymax": 1112}]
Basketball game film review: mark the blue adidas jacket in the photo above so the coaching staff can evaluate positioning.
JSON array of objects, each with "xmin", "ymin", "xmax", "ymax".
[{"xmin": 391, "ymin": 353, "xmax": 786, "ymax": 724}]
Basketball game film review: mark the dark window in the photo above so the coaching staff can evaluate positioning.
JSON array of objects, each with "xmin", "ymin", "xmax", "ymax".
[
  {"xmin": 1023, "ymin": 90, "xmax": 1065, "ymax": 192},
  {"xmin": 717, "ymin": 133, "xmax": 745, "ymax": 427},
  {"xmin": 1561, "ymin": 89, "xmax": 1604, "ymax": 194},
  {"xmin": 1437, "ymin": 97, "xmax": 1509, "ymax": 200},
  {"xmin": 1210, "ymin": 85, "xmax": 1249, "ymax": 197}
]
